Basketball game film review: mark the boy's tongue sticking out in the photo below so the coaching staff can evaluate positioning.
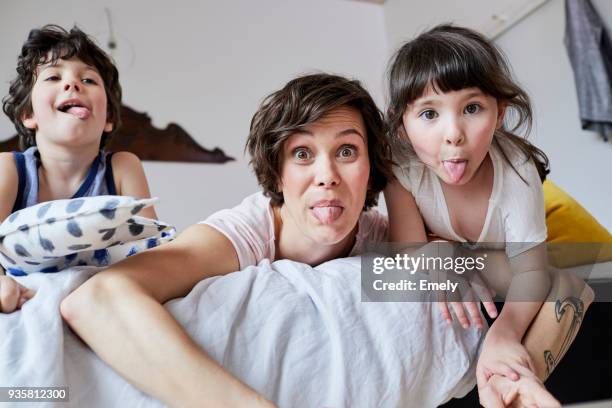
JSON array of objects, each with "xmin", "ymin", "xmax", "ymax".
[
  {"xmin": 443, "ymin": 160, "xmax": 467, "ymax": 183},
  {"xmin": 65, "ymin": 106, "xmax": 90, "ymax": 119}
]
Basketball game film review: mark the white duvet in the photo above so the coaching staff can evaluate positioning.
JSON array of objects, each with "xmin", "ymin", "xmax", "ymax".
[{"xmin": 1, "ymin": 257, "xmax": 483, "ymax": 408}]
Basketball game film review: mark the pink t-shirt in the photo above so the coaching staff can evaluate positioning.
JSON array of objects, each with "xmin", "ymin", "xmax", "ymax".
[{"xmin": 202, "ymin": 192, "xmax": 388, "ymax": 269}]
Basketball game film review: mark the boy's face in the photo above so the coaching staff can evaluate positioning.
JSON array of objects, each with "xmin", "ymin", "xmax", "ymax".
[{"xmin": 22, "ymin": 57, "xmax": 112, "ymax": 148}]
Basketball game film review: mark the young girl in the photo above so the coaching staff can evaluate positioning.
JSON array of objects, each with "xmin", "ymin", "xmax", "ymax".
[
  {"xmin": 385, "ymin": 25, "xmax": 554, "ymax": 388},
  {"xmin": 0, "ymin": 25, "xmax": 156, "ymax": 313}
]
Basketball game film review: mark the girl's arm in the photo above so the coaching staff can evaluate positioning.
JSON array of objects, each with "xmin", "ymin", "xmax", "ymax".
[
  {"xmin": 384, "ymin": 178, "xmax": 427, "ymax": 243},
  {"xmin": 111, "ymin": 152, "xmax": 157, "ymax": 219},
  {"xmin": 60, "ymin": 224, "xmax": 274, "ymax": 408}
]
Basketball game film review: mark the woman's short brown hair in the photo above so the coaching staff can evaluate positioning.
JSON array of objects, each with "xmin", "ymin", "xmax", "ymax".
[
  {"xmin": 2, "ymin": 24, "xmax": 122, "ymax": 150},
  {"xmin": 246, "ymin": 73, "xmax": 392, "ymax": 210}
]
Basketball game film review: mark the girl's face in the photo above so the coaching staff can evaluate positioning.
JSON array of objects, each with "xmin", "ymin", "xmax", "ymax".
[
  {"xmin": 401, "ymin": 86, "xmax": 505, "ymax": 185},
  {"xmin": 278, "ymin": 105, "xmax": 370, "ymax": 247},
  {"xmin": 22, "ymin": 57, "xmax": 112, "ymax": 149}
]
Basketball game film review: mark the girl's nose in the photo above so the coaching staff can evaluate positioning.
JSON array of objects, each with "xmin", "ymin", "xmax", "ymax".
[{"xmin": 445, "ymin": 119, "xmax": 465, "ymax": 146}]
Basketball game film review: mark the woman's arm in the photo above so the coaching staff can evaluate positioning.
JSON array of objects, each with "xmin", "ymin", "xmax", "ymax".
[
  {"xmin": 60, "ymin": 224, "xmax": 274, "ymax": 407},
  {"xmin": 111, "ymin": 151, "xmax": 157, "ymax": 219},
  {"xmin": 522, "ymin": 267, "xmax": 594, "ymax": 380}
]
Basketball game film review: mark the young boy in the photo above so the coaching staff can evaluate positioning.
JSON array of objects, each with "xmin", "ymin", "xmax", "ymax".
[{"xmin": 0, "ymin": 25, "xmax": 156, "ymax": 312}]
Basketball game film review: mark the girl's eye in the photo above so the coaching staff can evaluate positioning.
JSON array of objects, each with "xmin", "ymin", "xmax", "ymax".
[
  {"xmin": 44, "ymin": 75, "xmax": 60, "ymax": 81},
  {"xmin": 464, "ymin": 103, "xmax": 482, "ymax": 114},
  {"xmin": 82, "ymin": 78, "xmax": 98, "ymax": 85},
  {"xmin": 419, "ymin": 109, "xmax": 438, "ymax": 121},
  {"xmin": 292, "ymin": 147, "xmax": 312, "ymax": 161},
  {"xmin": 338, "ymin": 145, "xmax": 357, "ymax": 159}
]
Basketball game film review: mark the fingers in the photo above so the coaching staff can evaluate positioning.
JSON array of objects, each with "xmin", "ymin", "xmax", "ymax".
[
  {"xmin": 463, "ymin": 301, "xmax": 484, "ymax": 329},
  {"xmin": 449, "ymin": 301, "xmax": 470, "ymax": 328},
  {"xmin": 0, "ymin": 276, "xmax": 34, "ymax": 313},
  {"xmin": 0, "ymin": 276, "xmax": 20, "ymax": 313},
  {"xmin": 471, "ymin": 273, "xmax": 498, "ymax": 319},
  {"xmin": 479, "ymin": 381, "xmax": 506, "ymax": 408},
  {"xmin": 437, "ymin": 301, "xmax": 452, "ymax": 324}
]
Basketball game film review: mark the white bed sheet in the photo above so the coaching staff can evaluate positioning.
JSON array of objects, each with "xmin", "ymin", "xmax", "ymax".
[{"xmin": 1, "ymin": 257, "xmax": 483, "ymax": 407}]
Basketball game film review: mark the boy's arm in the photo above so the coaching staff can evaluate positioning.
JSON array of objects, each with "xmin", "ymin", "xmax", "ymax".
[
  {"xmin": 384, "ymin": 179, "xmax": 427, "ymax": 242},
  {"xmin": 60, "ymin": 224, "xmax": 274, "ymax": 408},
  {"xmin": 111, "ymin": 152, "xmax": 157, "ymax": 219},
  {"xmin": 0, "ymin": 152, "xmax": 34, "ymax": 313}
]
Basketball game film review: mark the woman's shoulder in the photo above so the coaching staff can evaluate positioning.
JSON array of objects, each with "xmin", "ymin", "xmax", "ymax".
[{"xmin": 357, "ymin": 208, "xmax": 389, "ymax": 243}]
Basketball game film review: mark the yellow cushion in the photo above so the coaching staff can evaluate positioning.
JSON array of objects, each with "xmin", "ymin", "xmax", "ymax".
[{"xmin": 544, "ymin": 180, "xmax": 612, "ymax": 268}]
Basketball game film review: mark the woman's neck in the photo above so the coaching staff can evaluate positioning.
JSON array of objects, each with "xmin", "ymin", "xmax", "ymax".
[{"xmin": 273, "ymin": 205, "xmax": 358, "ymax": 267}]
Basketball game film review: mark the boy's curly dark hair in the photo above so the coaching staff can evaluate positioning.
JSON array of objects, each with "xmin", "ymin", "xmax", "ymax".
[
  {"xmin": 2, "ymin": 24, "xmax": 122, "ymax": 150},
  {"xmin": 246, "ymin": 73, "xmax": 393, "ymax": 210}
]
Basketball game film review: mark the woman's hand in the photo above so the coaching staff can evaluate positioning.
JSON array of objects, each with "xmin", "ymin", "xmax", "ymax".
[{"xmin": 0, "ymin": 274, "xmax": 35, "ymax": 313}]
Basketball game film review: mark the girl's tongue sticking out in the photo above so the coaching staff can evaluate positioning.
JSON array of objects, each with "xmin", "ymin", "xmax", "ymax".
[{"xmin": 443, "ymin": 160, "xmax": 467, "ymax": 183}]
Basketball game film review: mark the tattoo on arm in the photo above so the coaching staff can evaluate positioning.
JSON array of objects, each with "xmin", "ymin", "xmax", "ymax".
[{"xmin": 543, "ymin": 296, "xmax": 584, "ymax": 376}]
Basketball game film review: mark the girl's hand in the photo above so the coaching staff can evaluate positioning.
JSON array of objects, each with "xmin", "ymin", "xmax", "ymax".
[
  {"xmin": 477, "ymin": 332, "xmax": 536, "ymax": 390},
  {"xmin": 436, "ymin": 269, "xmax": 498, "ymax": 329},
  {"xmin": 0, "ymin": 275, "xmax": 35, "ymax": 313}
]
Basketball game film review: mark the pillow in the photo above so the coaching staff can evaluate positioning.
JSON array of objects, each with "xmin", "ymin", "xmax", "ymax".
[
  {"xmin": 0, "ymin": 196, "xmax": 176, "ymax": 276},
  {"xmin": 544, "ymin": 180, "xmax": 612, "ymax": 268}
]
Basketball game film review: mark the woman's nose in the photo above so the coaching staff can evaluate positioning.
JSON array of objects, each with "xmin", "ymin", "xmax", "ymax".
[{"xmin": 314, "ymin": 157, "xmax": 340, "ymax": 187}]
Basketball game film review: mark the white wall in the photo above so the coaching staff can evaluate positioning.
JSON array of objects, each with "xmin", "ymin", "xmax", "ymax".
[
  {"xmin": 0, "ymin": 0, "xmax": 388, "ymax": 231},
  {"xmin": 384, "ymin": 0, "xmax": 612, "ymax": 231}
]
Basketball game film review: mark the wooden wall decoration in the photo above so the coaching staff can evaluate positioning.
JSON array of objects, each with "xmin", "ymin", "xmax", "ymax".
[{"xmin": 0, "ymin": 104, "xmax": 234, "ymax": 163}]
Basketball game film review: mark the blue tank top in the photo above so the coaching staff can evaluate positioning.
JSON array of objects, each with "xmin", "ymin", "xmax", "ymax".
[{"xmin": 11, "ymin": 146, "xmax": 117, "ymax": 213}]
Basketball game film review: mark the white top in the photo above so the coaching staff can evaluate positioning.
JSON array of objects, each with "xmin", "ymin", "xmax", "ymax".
[
  {"xmin": 202, "ymin": 192, "xmax": 389, "ymax": 269},
  {"xmin": 392, "ymin": 138, "xmax": 547, "ymax": 257}
]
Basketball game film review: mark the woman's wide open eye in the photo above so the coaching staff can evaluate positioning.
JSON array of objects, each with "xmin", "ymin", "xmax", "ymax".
[
  {"xmin": 337, "ymin": 145, "xmax": 357, "ymax": 160},
  {"xmin": 418, "ymin": 109, "xmax": 438, "ymax": 121},
  {"xmin": 292, "ymin": 147, "xmax": 312, "ymax": 162}
]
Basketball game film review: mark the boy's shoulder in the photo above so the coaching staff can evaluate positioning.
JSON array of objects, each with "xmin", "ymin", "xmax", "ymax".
[{"xmin": 0, "ymin": 152, "xmax": 16, "ymax": 169}]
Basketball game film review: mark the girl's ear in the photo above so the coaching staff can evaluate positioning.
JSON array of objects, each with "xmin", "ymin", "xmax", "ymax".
[
  {"xmin": 496, "ymin": 103, "xmax": 507, "ymax": 129},
  {"xmin": 104, "ymin": 121, "xmax": 113, "ymax": 132}
]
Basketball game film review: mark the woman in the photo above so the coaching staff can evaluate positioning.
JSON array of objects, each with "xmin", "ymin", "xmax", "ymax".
[{"xmin": 61, "ymin": 73, "xmax": 575, "ymax": 407}]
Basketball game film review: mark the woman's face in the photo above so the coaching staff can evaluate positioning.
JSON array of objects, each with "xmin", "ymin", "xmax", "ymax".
[{"xmin": 278, "ymin": 105, "xmax": 370, "ymax": 247}]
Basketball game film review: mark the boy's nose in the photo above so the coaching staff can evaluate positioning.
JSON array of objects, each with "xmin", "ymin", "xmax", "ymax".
[{"xmin": 64, "ymin": 80, "xmax": 81, "ymax": 92}]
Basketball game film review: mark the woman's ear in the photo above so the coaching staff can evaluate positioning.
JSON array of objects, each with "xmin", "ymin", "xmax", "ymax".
[
  {"xmin": 496, "ymin": 103, "xmax": 507, "ymax": 129},
  {"xmin": 104, "ymin": 121, "xmax": 113, "ymax": 132}
]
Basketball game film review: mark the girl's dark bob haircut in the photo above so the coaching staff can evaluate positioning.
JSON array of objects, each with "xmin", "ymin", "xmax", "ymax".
[{"xmin": 387, "ymin": 24, "xmax": 549, "ymax": 181}]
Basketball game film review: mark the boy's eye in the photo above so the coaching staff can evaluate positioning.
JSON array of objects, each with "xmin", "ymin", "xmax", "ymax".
[
  {"xmin": 464, "ymin": 103, "xmax": 482, "ymax": 114},
  {"xmin": 337, "ymin": 145, "xmax": 357, "ymax": 159},
  {"xmin": 82, "ymin": 78, "xmax": 98, "ymax": 85},
  {"xmin": 419, "ymin": 109, "xmax": 438, "ymax": 121},
  {"xmin": 292, "ymin": 147, "xmax": 312, "ymax": 161},
  {"xmin": 44, "ymin": 75, "xmax": 60, "ymax": 81}
]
